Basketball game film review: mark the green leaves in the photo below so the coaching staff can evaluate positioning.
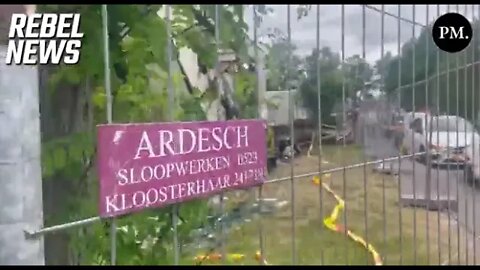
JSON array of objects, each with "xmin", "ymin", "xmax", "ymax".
[
  {"xmin": 266, "ymin": 40, "xmax": 303, "ymax": 92},
  {"xmin": 39, "ymin": 4, "xmax": 264, "ymax": 265},
  {"xmin": 384, "ymin": 20, "xmax": 480, "ymax": 116},
  {"xmin": 182, "ymin": 27, "xmax": 217, "ymax": 68},
  {"xmin": 41, "ymin": 132, "xmax": 94, "ymax": 180},
  {"xmin": 299, "ymin": 46, "xmax": 363, "ymax": 126},
  {"xmin": 172, "ymin": 5, "xmax": 195, "ymax": 30},
  {"xmin": 234, "ymin": 70, "xmax": 257, "ymax": 119}
]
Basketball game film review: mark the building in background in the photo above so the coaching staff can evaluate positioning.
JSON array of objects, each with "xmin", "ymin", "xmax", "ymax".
[{"xmin": 265, "ymin": 90, "xmax": 308, "ymax": 126}]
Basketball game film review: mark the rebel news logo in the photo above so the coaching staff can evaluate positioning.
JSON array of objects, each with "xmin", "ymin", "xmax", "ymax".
[
  {"xmin": 432, "ymin": 12, "xmax": 472, "ymax": 53},
  {"xmin": 5, "ymin": 13, "xmax": 84, "ymax": 65}
]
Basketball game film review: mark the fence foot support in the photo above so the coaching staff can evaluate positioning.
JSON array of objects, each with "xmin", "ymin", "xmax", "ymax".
[
  {"xmin": 400, "ymin": 194, "xmax": 458, "ymax": 212},
  {"xmin": 24, "ymin": 229, "xmax": 38, "ymax": 240}
]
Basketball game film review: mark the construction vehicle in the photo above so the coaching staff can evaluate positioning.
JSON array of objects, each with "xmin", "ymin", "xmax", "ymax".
[{"xmin": 267, "ymin": 125, "xmax": 277, "ymax": 172}]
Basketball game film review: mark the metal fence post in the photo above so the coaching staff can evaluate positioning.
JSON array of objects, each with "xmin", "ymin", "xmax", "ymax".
[
  {"xmin": 253, "ymin": 4, "xmax": 266, "ymax": 265},
  {"xmin": 362, "ymin": 5, "xmax": 371, "ymax": 265},
  {"xmin": 213, "ymin": 5, "xmax": 227, "ymax": 263},
  {"xmin": 380, "ymin": 5, "xmax": 388, "ymax": 264},
  {"xmin": 316, "ymin": 5, "xmax": 325, "ymax": 265},
  {"xmin": 340, "ymin": 5, "xmax": 349, "ymax": 264},
  {"xmin": 285, "ymin": 5, "xmax": 297, "ymax": 265},
  {"xmin": 411, "ymin": 5, "xmax": 418, "ymax": 264},
  {"xmin": 165, "ymin": 5, "xmax": 180, "ymax": 265},
  {"xmin": 396, "ymin": 5, "xmax": 404, "ymax": 265},
  {"xmin": 423, "ymin": 6, "xmax": 432, "ymax": 265},
  {"xmin": 0, "ymin": 6, "xmax": 45, "ymax": 265},
  {"xmin": 101, "ymin": 4, "xmax": 116, "ymax": 265},
  {"xmin": 435, "ymin": 5, "xmax": 442, "ymax": 264}
]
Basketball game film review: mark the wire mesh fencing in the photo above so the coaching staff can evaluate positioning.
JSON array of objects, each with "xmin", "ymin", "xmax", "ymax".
[{"xmin": 34, "ymin": 4, "xmax": 480, "ymax": 265}]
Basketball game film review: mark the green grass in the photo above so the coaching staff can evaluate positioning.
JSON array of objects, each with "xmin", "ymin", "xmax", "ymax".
[{"xmin": 190, "ymin": 145, "xmax": 468, "ymax": 265}]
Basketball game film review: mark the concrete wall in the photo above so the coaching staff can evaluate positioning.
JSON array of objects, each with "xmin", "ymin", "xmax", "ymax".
[{"xmin": 0, "ymin": 46, "xmax": 44, "ymax": 265}]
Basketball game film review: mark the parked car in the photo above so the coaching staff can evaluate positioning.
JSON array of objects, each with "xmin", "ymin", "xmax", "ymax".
[
  {"xmin": 402, "ymin": 114, "xmax": 480, "ymax": 183},
  {"xmin": 429, "ymin": 116, "xmax": 478, "ymax": 165},
  {"xmin": 433, "ymin": 116, "xmax": 480, "ymax": 184}
]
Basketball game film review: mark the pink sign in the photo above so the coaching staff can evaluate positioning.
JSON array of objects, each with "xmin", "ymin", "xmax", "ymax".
[{"xmin": 97, "ymin": 119, "xmax": 268, "ymax": 218}]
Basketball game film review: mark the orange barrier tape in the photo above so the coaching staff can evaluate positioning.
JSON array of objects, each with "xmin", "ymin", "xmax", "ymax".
[
  {"xmin": 194, "ymin": 250, "xmax": 269, "ymax": 265},
  {"xmin": 313, "ymin": 175, "xmax": 383, "ymax": 266},
  {"xmin": 255, "ymin": 251, "xmax": 270, "ymax": 265}
]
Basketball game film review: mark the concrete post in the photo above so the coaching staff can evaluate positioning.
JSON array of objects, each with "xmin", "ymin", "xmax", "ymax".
[{"xmin": 0, "ymin": 5, "xmax": 45, "ymax": 263}]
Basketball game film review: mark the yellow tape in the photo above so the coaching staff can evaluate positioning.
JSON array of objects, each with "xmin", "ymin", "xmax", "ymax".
[
  {"xmin": 313, "ymin": 175, "xmax": 383, "ymax": 266},
  {"xmin": 255, "ymin": 251, "xmax": 270, "ymax": 265},
  {"xmin": 193, "ymin": 172, "xmax": 382, "ymax": 266},
  {"xmin": 194, "ymin": 251, "xmax": 269, "ymax": 265}
]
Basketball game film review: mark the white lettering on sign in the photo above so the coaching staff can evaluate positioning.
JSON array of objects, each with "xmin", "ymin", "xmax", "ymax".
[
  {"xmin": 97, "ymin": 120, "xmax": 268, "ymax": 218},
  {"xmin": 133, "ymin": 126, "xmax": 249, "ymax": 159}
]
